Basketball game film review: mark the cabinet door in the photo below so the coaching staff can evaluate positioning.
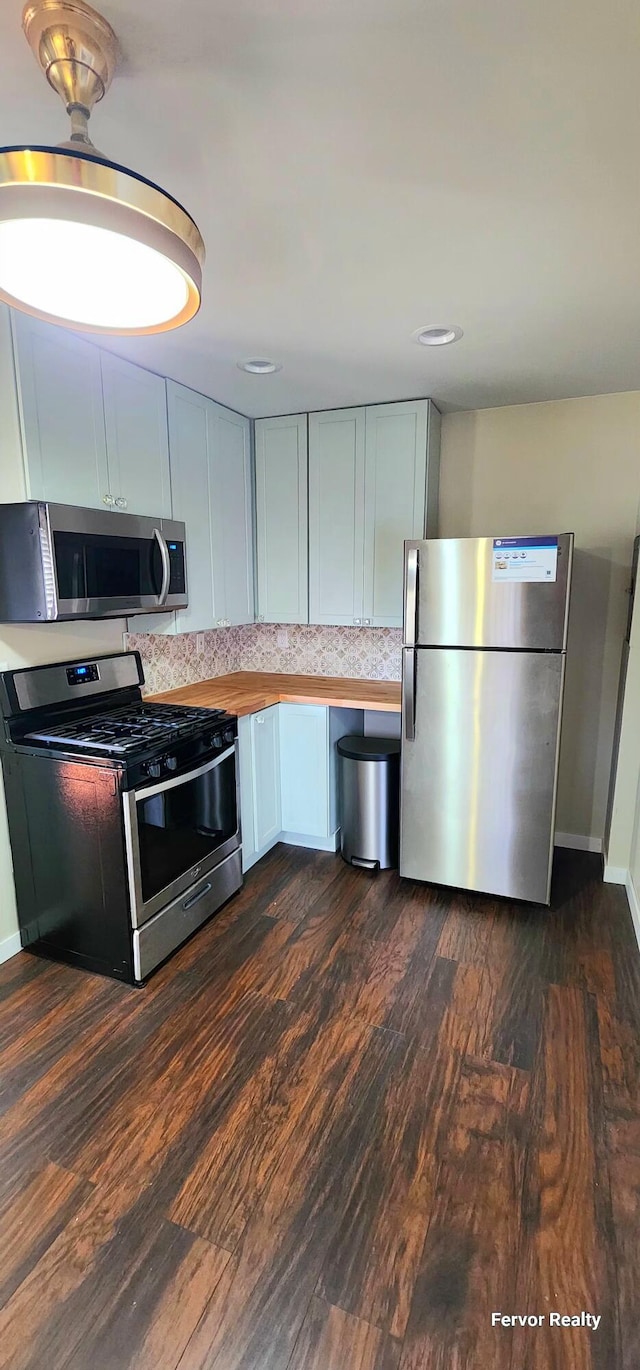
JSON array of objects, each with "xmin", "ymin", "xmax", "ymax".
[
  {"xmin": 167, "ymin": 381, "xmax": 217, "ymax": 633},
  {"xmin": 363, "ymin": 400, "xmax": 428, "ymax": 628},
  {"xmin": 279, "ymin": 704, "xmax": 329, "ymax": 837},
  {"xmin": 308, "ymin": 409, "xmax": 366, "ymax": 626},
  {"xmin": 255, "ymin": 415, "xmax": 308, "ymax": 624},
  {"xmin": 251, "ymin": 707, "xmax": 282, "ymax": 850},
  {"xmin": 210, "ymin": 403, "xmax": 254, "ymax": 626},
  {"xmin": 101, "ymin": 353, "xmax": 171, "ymax": 517},
  {"xmin": 12, "ymin": 312, "xmax": 109, "ymax": 509}
]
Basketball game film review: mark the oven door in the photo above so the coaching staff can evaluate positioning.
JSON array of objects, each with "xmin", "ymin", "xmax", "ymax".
[
  {"xmin": 45, "ymin": 504, "xmax": 187, "ymax": 619},
  {"xmin": 123, "ymin": 744, "xmax": 240, "ymax": 928}
]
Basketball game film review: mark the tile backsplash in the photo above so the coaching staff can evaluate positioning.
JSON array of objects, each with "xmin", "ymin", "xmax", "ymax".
[{"xmin": 125, "ymin": 623, "xmax": 403, "ymax": 696}]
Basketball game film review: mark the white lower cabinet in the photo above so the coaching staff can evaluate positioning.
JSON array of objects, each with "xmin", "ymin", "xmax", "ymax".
[
  {"xmin": 239, "ymin": 703, "xmax": 363, "ymax": 872},
  {"xmin": 251, "ymin": 707, "xmax": 282, "ymax": 852},
  {"xmin": 238, "ymin": 707, "xmax": 281, "ymax": 872},
  {"xmin": 279, "ymin": 703, "xmax": 332, "ymax": 842}
]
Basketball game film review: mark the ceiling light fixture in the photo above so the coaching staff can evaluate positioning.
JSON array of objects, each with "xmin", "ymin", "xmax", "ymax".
[
  {"xmin": 237, "ymin": 358, "xmax": 282, "ymax": 374},
  {"xmin": 412, "ymin": 325, "xmax": 463, "ymax": 346},
  {"xmin": 0, "ymin": 0, "xmax": 205, "ymax": 335}
]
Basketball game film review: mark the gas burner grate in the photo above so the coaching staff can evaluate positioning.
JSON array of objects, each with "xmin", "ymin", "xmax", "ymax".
[{"xmin": 25, "ymin": 702, "xmax": 226, "ymax": 756}]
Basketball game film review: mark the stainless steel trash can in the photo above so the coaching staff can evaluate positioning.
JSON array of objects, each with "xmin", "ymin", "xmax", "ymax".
[{"xmin": 337, "ymin": 735, "xmax": 400, "ymax": 870}]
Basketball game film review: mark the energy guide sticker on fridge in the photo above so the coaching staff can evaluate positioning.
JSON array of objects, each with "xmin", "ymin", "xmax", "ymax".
[{"xmin": 492, "ymin": 536, "xmax": 558, "ymax": 583}]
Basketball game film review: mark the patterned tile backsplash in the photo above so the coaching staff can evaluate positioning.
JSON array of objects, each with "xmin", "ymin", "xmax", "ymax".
[{"xmin": 125, "ymin": 624, "xmax": 403, "ymax": 696}]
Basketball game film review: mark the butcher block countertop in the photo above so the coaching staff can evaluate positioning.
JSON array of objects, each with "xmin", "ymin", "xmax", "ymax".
[{"xmin": 148, "ymin": 670, "xmax": 402, "ymax": 717}]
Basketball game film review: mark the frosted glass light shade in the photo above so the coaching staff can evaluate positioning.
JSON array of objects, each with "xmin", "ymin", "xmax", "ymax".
[
  {"xmin": 0, "ymin": 219, "xmax": 191, "ymax": 329},
  {"xmin": 0, "ymin": 147, "xmax": 205, "ymax": 335}
]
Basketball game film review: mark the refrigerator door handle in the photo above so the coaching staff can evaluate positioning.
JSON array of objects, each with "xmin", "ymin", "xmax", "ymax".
[
  {"xmin": 403, "ymin": 648, "xmax": 416, "ymax": 740},
  {"xmin": 405, "ymin": 546, "xmax": 419, "ymax": 646}
]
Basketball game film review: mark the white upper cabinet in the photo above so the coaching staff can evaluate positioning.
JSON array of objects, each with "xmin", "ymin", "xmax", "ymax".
[
  {"xmin": 255, "ymin": 414, "xmax": 308, "ymax": 624},
  {"xmin": 168, "ymin": 382, "xmax": 254, "ymax": 632},
  {"xmin": 308, "ymin": 398, "xmax": 440, "ymax": 628},
  {"xmin": 308, "ymin": 408, "xmax": 366, "ymax": 626},
  {"xmin": 101, "ymin": 353, "xmax": 171, "ymax": 518},
  {"xmin": 13, "ymin": 313, "xmax": 172, "ymax": 520},
  {"xmin": 10, "ymin": 306, "xmax": 440, "ymax": 639},
  {"xmin": 363, "ymin": 399, "xmax": 430, "ymax": 628},
  {"xmin": 12, "ymin": 312, "xmax": 109, "ymax": 510},
  {"xmin": 167, "ymin": 381, "xmax": 215, "ymax": 634},
  {"xmin": 210, "ymin": 403, "xmax": 254, "ymax": 626}
]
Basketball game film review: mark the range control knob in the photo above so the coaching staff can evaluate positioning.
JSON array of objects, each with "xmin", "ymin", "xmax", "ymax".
[
  {"xmin": 223, "ymin": 728, "xmax": 235, "ymax": 745},
  {"xmin": 165, "ymin": 755, "xmax": 178, "ymax": 772},
  {"xmin": 144, "ymin": 760, "xmax": 161, "ymax": 779},
  {"xmin": 212, "ymin": 734, "xmax": 224, "ymax": 750}
]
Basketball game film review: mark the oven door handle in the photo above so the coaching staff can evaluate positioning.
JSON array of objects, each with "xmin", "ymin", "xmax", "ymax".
[
  {"xmin": 154, "ymin": 527, "xmax": 171, "ymax": 606},
  {"xmin": 133, "ymin": 744, "xmax": 235, "ymax": 800}
]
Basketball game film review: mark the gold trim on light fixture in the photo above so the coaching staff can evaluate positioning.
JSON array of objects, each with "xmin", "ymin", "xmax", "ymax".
[
  {"xmin": 0, "ymin": 0, "xmax": 205, "ymax": 335},
  {"xmin": 22, "ymin": 0, "xmax": 120, "ymax": 114}
]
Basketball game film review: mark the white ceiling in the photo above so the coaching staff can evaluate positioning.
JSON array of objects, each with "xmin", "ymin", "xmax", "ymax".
[{"xmin": 2, "ymin": 0, "xmax": 640, "ymax": 417}]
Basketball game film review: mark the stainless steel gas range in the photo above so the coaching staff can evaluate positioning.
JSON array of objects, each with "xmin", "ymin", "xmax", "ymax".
[{"xmin": 0, "ymin": 651, "xmax": 242, "ymax": 983}]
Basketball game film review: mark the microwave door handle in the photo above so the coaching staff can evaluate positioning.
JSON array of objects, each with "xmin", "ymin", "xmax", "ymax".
[{"xmin": 154, "ymin": 528, "xmax": 171, "ymax": 606}]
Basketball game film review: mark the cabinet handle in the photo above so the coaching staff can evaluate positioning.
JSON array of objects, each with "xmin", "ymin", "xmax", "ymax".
[
  {"xmin": 353, "ymin": 617, "xmax": 361, "ymax": 626},
  {"xmin": 256, "ymin": 714, "xmax": 264, "ymax": 724},
  {"xmin": 364, "ymin": 618, "xmax": 372, "ymax": 626},
  {"xmin": 114, "ymin": 496, "xmax": 127, "ymax": 509},
  {"xmin": 102, "ymin": 493, "xmax": 115, "ymax": 506},
  {"xmin": 257, "ymin": 615, "xmax": 265, "ymax": 623}
]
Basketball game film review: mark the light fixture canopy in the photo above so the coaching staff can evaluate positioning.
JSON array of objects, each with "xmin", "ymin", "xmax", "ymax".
[
  {"xmin": 0, "ymin": 1, "xmax": 205, "ymax": 335},
  {"xmin": 412, "ymin": 325, "xmax": 463, "ymax": 346}
]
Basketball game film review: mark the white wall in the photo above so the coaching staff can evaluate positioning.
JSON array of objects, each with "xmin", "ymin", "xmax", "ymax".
[
  {"xmin": 0, "ymin": 306, "xmax": 124, "ymax": 957},
  {"xmin": 440, "ymin": 393, "xmax": 640, "ymax": 844}
]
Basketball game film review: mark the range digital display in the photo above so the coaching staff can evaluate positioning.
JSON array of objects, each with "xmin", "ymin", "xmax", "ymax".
[{"xmin": 66, "ymin": 663, "xmax": 100, "ymax": 687}]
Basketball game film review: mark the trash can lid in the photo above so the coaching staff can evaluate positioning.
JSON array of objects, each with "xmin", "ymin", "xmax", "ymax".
[{"xmin": 337, "ymin": 735, "xmax": 401, "ymax": 762}]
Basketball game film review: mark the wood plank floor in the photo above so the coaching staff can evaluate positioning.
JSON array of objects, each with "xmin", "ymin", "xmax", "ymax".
[{"xmin": 0, "ymin": 846, "xmax": 638, "ymax": 1370}]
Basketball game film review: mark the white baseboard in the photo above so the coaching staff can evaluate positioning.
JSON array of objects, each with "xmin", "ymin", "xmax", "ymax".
[
  {"xmin": 603, "ymin": 864, "xmax": 628, "ymax": 885},
  {"xmin": 624, "ymin": 872, "xmax": 640, "ymax": 954},
  {"xmin": 555, "ymin": 832, "xmax": 602, "ymax": 853},
  {"xmin": 280, "ymin": 830, "xmax": 341, "ymax": 853},
  {"xmin": 0, "ymin": 930, "xmax": 22, "ymax": 966}
]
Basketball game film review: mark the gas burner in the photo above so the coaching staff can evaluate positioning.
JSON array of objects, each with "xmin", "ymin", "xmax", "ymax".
[{"xmin": 25, "ymin": 701, "xmax": 226, "ymax": 756}]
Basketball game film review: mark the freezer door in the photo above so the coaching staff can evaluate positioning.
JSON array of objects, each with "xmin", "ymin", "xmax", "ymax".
[
  {"xmin": 400, "ymin": 647, "xmax": 565, "ymax": 902},
  {"xmin": 403, "ymin": 534, "xmax": 573, "ymax": 650}
]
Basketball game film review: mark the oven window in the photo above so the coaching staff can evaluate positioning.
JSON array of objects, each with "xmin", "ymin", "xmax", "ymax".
[
  {"xmin": 136, "ymin": 752, "xmax": 237, "ymax": 904},
  {"xmin": 54, "ymin": 531, "xmax": 163, "ymax": 601}
]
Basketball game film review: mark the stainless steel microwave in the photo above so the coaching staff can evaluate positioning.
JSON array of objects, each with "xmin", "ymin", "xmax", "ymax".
[{"xmin": 0, "ymin": 502, "xmax": 188, "ymax": 622}]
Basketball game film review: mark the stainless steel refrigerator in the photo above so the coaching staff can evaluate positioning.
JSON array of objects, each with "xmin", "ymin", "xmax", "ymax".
[{"xmin": 400, "ymin": 533, "xmax": 573, "ymax": 904}]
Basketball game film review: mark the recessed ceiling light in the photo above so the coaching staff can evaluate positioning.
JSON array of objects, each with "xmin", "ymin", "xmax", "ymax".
[
  {"xmin": 412, "ymin": 325, "xmax": 463, "ymax": 346},
  {"xmin": 237, "ymin": 358, "xmax": 283, "ymax": 374},
  {"xmin": 0, "ymin": 0, "xmax": 205, "ymax": 336}
]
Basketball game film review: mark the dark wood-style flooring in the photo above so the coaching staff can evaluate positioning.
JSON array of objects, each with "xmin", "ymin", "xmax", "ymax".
[{"xmin": 0, "ymin": 846, "xmax": 638, "ymax": 1370}]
